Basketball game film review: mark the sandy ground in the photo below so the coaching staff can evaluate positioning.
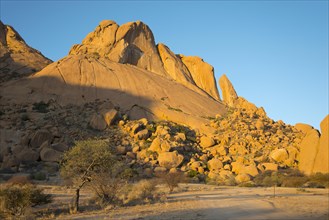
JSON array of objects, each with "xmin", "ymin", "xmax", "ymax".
[{"xmin": 40, "ymin": 184, "xmax": 329, "ymax": 220}]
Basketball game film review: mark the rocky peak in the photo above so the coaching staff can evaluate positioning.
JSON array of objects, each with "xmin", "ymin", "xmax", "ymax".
[
  {"xmin": 0, "ymin": 20, "xmax": 52, "ymax": 83},
  {"xmin": 69, "ymin": 20, "xmax": 221, "ymax": 101},
  {"xmin": 69, "ymin": 20, "xmax": 166, "ymax": 76}
]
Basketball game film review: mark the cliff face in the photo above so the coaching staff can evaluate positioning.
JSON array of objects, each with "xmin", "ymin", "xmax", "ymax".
[
  {"xmin": 69, "ymin": 20, "xmax": 221, "ymax": 101},
  {"xmin": 0, "ymin": 20, "xmax": 52, "ymax": 83}
]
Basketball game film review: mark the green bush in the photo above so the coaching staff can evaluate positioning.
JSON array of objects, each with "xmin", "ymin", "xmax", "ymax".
[
  {"xmin": 32, "ymin": 172, "xmax": 47, "ymax": 181},
  {"xmin": 187, "ymin": 170, "xmax": 198, "ymax": 178},
  {"xmin": 0, "ymin": 184, "xmax": 52, "ymax": 217},
  {"xmin": 21, "ymin": 113, "xmax": 30, "ymax": 121},
  {"xmin": 32, "ymin": 101, "xmax": 49, "ymax": 113}
]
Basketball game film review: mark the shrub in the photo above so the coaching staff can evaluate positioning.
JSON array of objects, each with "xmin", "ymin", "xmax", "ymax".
[
  {"xmin": 281, "ymin": 176, "xmax": 308, "ymax": 187},
  {"xmin": 89, "ymin": 165, "xmax": 133, "ymax": 208},
  {"xmin": 7, "ymin": 175, "xmax": 32, "ymax": 185},
  {"xmin": 239, "ymin": 181, "xmax": 256, "ymax": 187},
  {"xmin": 187, "ymin": 170, "xmax": 198, "ymax": 178},
  {"xmin": 0, "ymin": 184, "xmax": 52, "ymax": 217},
  {"xmin": 21, "ymin": 113, "xmax": 30, "ymax": 121},
  {"xmin": 308, "ymin": 173, "xmax": 329, "ymax": 188},
  {"xmin": 32, "ymin": 101, "xmax": 49, "ymax": 113},
  {"xmin": 125, "ymin": 179, "xmax": 157, "ymax": 205},
  {"xmin": 157, "ymin": 171, "xmax": 186, "ymax": 193},
  {"xmin": 32, "ymin": 172, "xmax": 47, "ymax": 181}
]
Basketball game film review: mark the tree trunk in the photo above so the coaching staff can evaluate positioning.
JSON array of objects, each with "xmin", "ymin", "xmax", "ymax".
[{"xmin": 74, "ymin": 188, "xmax": 80, "ymax": 212}]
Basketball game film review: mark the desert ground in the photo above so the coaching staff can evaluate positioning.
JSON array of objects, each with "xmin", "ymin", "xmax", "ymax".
[{"xmin": 37, "ymin": 183, "xmax": 329, "ymax": 220}]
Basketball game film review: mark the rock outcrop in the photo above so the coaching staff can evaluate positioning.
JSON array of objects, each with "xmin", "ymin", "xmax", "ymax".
[
  {"xmin": 180, "ymin": 55, "xmax": 220, "ymax": 101},
  {"xmin": 69, "ymin": 20, "xmax": 221, "ymax": 101},
  {"xmin": 298, "ymin": 115, "xmax": 329, "ymax": 174},
  {"xmin": 219, "ymin": 74, "xmax": 238, "ymax": 106},
  {"xmin": 313, "ymin": 115, "xmax": 329, "ymax": 173},
  {"xmin": 70, "ymin": 20, "xmax": 166, "ymax": 76},
  {"xmin": 0, "ymin": 20, "xmax": 52, "ymax": 82},
  {"xmin": 157, "ymin": 43, "xmax": 193, "ymax": 85}
]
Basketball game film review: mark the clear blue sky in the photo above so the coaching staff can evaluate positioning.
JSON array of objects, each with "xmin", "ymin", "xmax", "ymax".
[{"xmin": 1, "ymin": 1, "xmax": 328, "ymax": 129}]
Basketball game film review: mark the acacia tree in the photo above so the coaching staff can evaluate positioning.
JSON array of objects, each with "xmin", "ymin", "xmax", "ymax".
[{"xmin": 60, "ymin": 139, "xmax": 116, "ymax": 212}]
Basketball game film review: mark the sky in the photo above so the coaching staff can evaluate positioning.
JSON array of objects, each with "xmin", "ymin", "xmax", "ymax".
[{"xmin": 1, "ymin": 0, "xmax": 328, "ymax": 129}]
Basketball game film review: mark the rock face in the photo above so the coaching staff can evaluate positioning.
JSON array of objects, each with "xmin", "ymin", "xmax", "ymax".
[
  {"xmin": 180, "ymin": 55, "xmax": 220, "ymax": 101},
  {"xmin": 70, "ymin": 20, "xmax": 166, "ymax": 76},
  {"xmin": 312, "ymin": 115, "xmax": 329, "ymax": 173},
  {"xmin": 0, "ymin": 21, "xmax": 51, "ymax": 82},
  {"xmin": 1, "ymin": 55, "xmax": 226, "ymax": 132},
  {"xmin": 298, "ymin": 115, "xmax": 329, "ymax": 174},
  {"xmin": 157, "ymin": 43, "xmax": 194, "ymax": 85},
  {"xmin": 69, "ymin": 20, "xmax": 221, "ymax": 101},
  {"xmin": 219, "ymin": 74, "xmax": 238, "ymax": 107},
  {"xmin": 295, "ymin": 123, "xmax": 313, "ymax": 134}
]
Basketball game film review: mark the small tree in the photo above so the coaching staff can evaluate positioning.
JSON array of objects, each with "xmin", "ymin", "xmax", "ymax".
[
  {"xmin": 0, "ymin": 184, "xmax": 52, "ymax": 217},
  {"xmin": 157, "ymin": 171, "xmax": 186, "ymax": 193},
  {"xmin": 60, "ymin": 139, "xmax": 116, "ymax": 212}
]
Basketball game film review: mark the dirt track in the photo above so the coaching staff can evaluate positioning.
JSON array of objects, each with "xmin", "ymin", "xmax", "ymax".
[{"xmin": 57, "ymin": 184, "xmax": 328, "ymax": 220}]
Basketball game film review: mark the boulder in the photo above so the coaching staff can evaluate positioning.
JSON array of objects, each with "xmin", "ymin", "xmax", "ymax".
[
  {"xmin": 174, "ymin": 133, "xmax": 186, "ymax": 142},
  {"xmin": 270, "ymin": 149, "xmax": 289, "ymax": 163},
  {"xmin": 40, "ymin": 148, "xmax": 62, "ymax": 162},
  {"xmin": 17, "ymin": 148, "xmax": 39, "ymax": 162},
  {"xmin": 149, "ymin": 137, "xmax": 171, "ymax": 153},
  {"xmin": 30, "ymin": 130, "xmax": 53, "ymax": 148},
  {"xmin": 1, "ymin": 155, "xmax": 19, "ymax": 169},
  {"xmin": 200, "ymin": 136, "xmax": 215, "ymax": 148},
  {"xmin": 240, "ymin": 164, "xmax": 259, "ymax": 177},
  {"xmin": 135, "ymin": 129, "xmax": 150, "ymax": 140},
  {"xmin": 101, "ymin": 108, "xmax": 120, "ymax": 126},
  {"xmin": 219, "ymin": 74, "xmax": 238, "ymax": 107},
  {"xmin": 255, "ymin": 119, "xmax": 264, "ymax": 130},
  {"xmin": 51, "ymin": 143, "xmax": 69, "ymax": 152},
  {"xmin": 207, "ymin": 158, "xmax": 223, "ymax": 172},
  {"xmin": 261, "ymin": 163, "xmax": 278, "ymax": 171},
  {"xmin": 158, "ymin": 151, "xmax": 184, "ymax": 169},
  {"xmin": 89, "ymin": 113, "xmax": 107, "ymax": 131},
  {"xmin": 235, "ymin": 173, "xmax": 251, "ymax": 183},
  {"xmin": 231, "ymin": 161, "xmax": 244, "ymax": 174}
]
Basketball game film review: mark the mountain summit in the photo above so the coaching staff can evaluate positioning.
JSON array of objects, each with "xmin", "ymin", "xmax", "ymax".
[
  {"xmin": 69, "ymin": 20, "xmax": 220, "ymax": 101},
  {"xmin": 0, "ymin": 20, "xmax": 51, "ymax": 82}
]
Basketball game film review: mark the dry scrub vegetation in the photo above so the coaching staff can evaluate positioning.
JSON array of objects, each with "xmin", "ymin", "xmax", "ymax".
[{"xmin": 0, "ymin": 138, "xmax": 328, "ymax": 219}]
